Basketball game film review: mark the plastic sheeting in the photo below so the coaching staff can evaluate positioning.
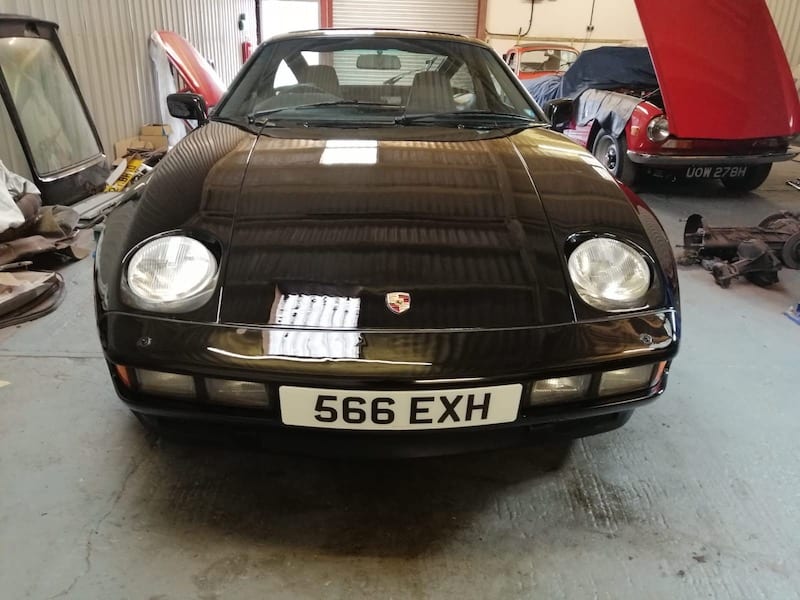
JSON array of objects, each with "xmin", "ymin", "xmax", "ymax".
[
  {"xmin": 575, "ymin": 89, "xmax": 643, "ymax": 138},
  {"xmin": 524, "ymin": 75, "xmax": 563, "ymax": 108},
  {"xmin": 0, "ymin": 161, "xmax": 39, "ymax": 234},
  {"xmin": 526, "ymin": 46, "xmax": 657, "ymax": 107},
  {"xmin": 561, "ymin": 47, "xmax": 657, "ymax": 98},
  {"xmin": 149, "ymin": 32, "xmax": 188, "ymax": 148}
]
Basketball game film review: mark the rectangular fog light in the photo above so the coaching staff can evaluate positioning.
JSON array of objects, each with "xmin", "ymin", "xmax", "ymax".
[
  {"xmin": 529, "ymin": 374, "xmax": 591, "ymax": 406},
  {"xmin": 206, "ymin": 379, "xmax": 269, "ymax": 408},
  {"xmin": 136, "ymin": 369, "xmax": 196, "ymax": 398},
  {"xmin": 599, "ymin": 364, "xmax": 655, "ymax": 396}
]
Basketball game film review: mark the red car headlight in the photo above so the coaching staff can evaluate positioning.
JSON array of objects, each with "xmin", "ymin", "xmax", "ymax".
[{"xmin": 647, "ymin": 116, "xmax": 670, "ymax": 143}]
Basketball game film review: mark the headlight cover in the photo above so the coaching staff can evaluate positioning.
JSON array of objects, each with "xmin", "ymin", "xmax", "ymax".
[
  {"xmin": 568, "ymin": 238, "xmax": 651, "ymax": 311},
  {"xmin": 123, "ymin": 235, "xmax": 218, "ymax": 313},
  {"xmin": 647, "ymin": 116, "xmax": 670, "ymax": 143}
]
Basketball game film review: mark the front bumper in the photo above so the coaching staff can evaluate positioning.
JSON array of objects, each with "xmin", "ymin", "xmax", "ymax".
[
  {"xmin": 134, "ymin": 407, "xmax": 641, "ymax": 458},
  {"xmin": 98, "ymin": 310, "xmax": 678, "ymax": 456},
  {"xmin": 627, "ymin": 147, "xmax": 799, "ymax": 166}
]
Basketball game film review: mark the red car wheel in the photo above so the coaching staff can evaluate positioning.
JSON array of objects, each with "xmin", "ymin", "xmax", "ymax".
[
  {"xmin": 592, "ymin": 130, "xmax": 639, "ymax": 186},
  {"xmin": 720, "ymin": 164, "xmax": 772, "ymax": 193}
]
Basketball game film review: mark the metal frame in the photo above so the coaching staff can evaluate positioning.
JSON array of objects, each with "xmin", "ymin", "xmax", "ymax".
[{"xmin": 628, "ymin": 147, "xmax": 800, "ymax": 166}]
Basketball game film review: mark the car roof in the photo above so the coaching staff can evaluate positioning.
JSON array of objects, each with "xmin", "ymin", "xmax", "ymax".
[{"xmin": 265, "ymin": 28, "xmax": 489, "ymax": 48}]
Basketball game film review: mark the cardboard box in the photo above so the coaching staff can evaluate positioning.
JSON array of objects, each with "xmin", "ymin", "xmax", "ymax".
[
  {"xmin": 114, "ymin": 137, "xmax": 155, "ymax": 160},
  {"xmin": 138, "ymin": 134, "xmax": 169, "ymax": 150},
  {"xmin": 140, "ymin": 123, "xmax": 172, "ymax": 137}
]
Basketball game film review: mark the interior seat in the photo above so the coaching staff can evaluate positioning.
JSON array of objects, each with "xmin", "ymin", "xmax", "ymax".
[
  {"xmin": 303, "ymin": 65, "xmax": 341, "ymax": 97},
  {"xmin": 406, "ymin": 71, "xmax": 455, "ymax": 113}
]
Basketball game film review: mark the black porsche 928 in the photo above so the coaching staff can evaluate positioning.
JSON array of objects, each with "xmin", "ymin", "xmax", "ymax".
[{"xmin": 95, "ymin": 30, "xmax": 680, "ymax": 457}]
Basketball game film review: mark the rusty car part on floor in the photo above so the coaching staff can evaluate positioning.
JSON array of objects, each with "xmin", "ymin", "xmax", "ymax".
[
  {"xmin": 681, "ymin": 212, "xmax": 800, "ymax": 287},
  {"xmin": 0, "ymin": 269, "xmax": 65, "ymax": 329}
]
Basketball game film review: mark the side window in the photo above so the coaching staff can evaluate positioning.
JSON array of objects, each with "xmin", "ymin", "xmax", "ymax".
[
  {"xmin": 274, "ymin": 59, "xmax": 298, "ymax": 88},
  {"xmin": 488, "ymin": 71, "xmax": 513, "ymax": 106},
  {"xmin": 451, "ymin": 64, "xmax": 475, "ymax": 94},
  {"xmin": 451, "ymin": 64, "xmax": 477, "ymax": 109}
]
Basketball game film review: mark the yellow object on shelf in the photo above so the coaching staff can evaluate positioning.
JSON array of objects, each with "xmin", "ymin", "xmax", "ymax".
[{"xmin": 105, "ymin": 157, "xmax": 144, "ymax": 192}]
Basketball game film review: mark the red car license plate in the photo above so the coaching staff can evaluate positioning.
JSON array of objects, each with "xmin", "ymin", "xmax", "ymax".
[{"xmin": 686, "ymin": 166, "xmax": 748, "ymax": 179}]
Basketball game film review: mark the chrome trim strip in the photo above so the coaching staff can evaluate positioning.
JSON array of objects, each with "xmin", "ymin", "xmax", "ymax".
[
  {"xmin": 627, "ymin": 147, "xmax": 799, "ymax": 166},
  {"xmin": 37, "ymin": 154, "xmax": 107, "ymax": 183}
]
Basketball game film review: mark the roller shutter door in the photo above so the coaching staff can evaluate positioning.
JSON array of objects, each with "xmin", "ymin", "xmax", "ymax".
[{"xmin": 333, "ymin": 0, "xmax": 479, "ymax": 37}]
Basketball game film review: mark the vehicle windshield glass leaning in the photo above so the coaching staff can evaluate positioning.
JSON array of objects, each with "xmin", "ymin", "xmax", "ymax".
[
  {"xmin": 0, "ymin": 36, "xmax": 102, "ymax": 176},
  {"xmin": 215, "ymin": 34, "xmax": 542, "ymax": 127}
]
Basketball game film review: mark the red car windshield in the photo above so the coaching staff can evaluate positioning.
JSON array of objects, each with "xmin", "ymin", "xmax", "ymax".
[{"xmin": 517, "ymin": 48, "xmax": 578, "ymax": 74}]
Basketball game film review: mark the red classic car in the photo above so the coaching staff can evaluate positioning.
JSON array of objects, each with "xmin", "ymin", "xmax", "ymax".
[
  {"xmin": 503, "ymin": 44, "xmax": 579, "ymax": 80},
  {"xmin": 528, "ymin": 0, "xmax": 800, "ymax": 191}
]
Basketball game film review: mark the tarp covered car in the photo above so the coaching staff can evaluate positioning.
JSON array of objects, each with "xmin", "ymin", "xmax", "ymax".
[{"xmin": 530, "ymin": 0, "xmax": 800, "ymax": 191}]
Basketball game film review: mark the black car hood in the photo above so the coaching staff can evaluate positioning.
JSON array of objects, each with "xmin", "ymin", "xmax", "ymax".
[
  {"xmin": 113, "ymin": 122, "xmax": 660, "ymax": 330},
  {"xmin": 216, "ymin": 124, "xmax": 654, "ymax": 329}
]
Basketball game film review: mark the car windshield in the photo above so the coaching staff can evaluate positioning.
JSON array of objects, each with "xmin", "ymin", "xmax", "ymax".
[
  {"xmin": 519, "ymin": 48, "xmax": 578, "ymax": 73},
  {"xmin": 215, "ymin": 35, "xmax": 544, "ymax": 127},
  {"xmin": 0, "ymin": 36, "xmax": 102, "ymax": 176}
]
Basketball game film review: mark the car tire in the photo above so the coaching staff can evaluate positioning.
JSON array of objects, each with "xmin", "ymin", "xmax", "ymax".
[
  {"xmin": 782, "ymin": 232, "xmax": 800, "ymax": 269},
  {"xmin": 720, "ymin": 164, "xmax": 772, "ymax": 192},
  {"xmin": 592, "ymin": 130, "xmax": 639, "ymax": 186}
]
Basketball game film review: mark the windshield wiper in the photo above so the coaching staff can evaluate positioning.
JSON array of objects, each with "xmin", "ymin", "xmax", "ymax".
[
  {"xmin": 396, "ymin": 111, "xmax": 542, "ymax": 128},
  {"xmin": 247, "ymin": 101, "xmax": 399, "ymax": 124}
]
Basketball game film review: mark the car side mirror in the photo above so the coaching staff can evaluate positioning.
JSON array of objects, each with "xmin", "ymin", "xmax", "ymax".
[
  {"xmin": 546, "ymin": 98, "xmax": 574, "ymax": 130},
  {"xmin": 167, "ymin": 93, "xmax": 209, "ymax": 125}
]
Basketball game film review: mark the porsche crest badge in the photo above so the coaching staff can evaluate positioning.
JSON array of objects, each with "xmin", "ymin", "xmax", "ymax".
[{"xmin": 386, "ymin": 292, "xmax": 411, "ymax": 315}]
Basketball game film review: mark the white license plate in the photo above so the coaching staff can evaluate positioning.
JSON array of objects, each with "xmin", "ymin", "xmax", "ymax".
[
  {"xmin": 686, "ymin": 165, "xmax": 748, "ymax": 179},
  {"xmin": 279, "ymin": 384, "xmax": 522, "ymax": 431}
]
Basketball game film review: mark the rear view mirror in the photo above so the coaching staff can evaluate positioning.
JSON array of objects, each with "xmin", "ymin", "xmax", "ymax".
[
  {"xmin": 546, "ymin": 98, "xmax": 574, "ymax": 130},
  {"xmin": 167, "ymin": 92, "xmax": 209, "ymax": 125},
  {"xmin": 356, "ymin": 53, "xmax": 401, "ymax": 70}
]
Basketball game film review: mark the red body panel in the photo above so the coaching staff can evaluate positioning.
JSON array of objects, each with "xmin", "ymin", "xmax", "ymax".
[
  {"xmin": 517, "ymin": 70, "xmax": 560, "ymax": 81},
  {"xmin": 634, "ymin": 0, "xmax": 800, "ymax": 140},
  {"xmin": 155, "ymin": 31, "xmax": 225, "ymax": 107}
]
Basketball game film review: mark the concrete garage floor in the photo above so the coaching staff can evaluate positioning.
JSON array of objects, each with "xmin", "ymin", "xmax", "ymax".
[{"xmin": 1, "ymin": 161, "xmax": 799, "ymax": 600}]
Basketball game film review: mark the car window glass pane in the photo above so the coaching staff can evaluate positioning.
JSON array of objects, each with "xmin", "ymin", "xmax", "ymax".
[
  {"xmin": 216, "ymin": 37, "xmax": 541, "ymax": 121},
  {"xmin": 0, "ymin": 37, "xmax": 101, "ymax": 176},
  {"xmin": 450, "ymin": 63, "xmax": 474, "ymax": 93},
  {"xmin": 487, "ymin": 71, "xmax": 512, "ymax": 106},
  {"xmin": 274, "ymin": 59, "xmax": 299, "ymax": 88},
  {"xmin": 520, "ymin": 49, "xmax": 577, "ymax": 73}
]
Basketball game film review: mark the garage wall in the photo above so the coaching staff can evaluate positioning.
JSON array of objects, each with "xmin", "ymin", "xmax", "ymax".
[
  {"xmin": 766, "ymin": 0, "xmax": 800, "ymax": 71},
  {"xmin": 332, "ymin": 0, "xmax": 479, "ymax": 37},
  {"xmin": 0, "ymin": 0, "xmax": 256, "ymax": 179},
  {"xmin": 261, "ymin": 0, "xmax": 320, "ymax": 40},
  {"xmin": 487, "ymin": 0, "xmax": 800, "ymax": 71},
  {"xmin": 485, "ymin": 0, "xmax": 644, "ymax": 54}
]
